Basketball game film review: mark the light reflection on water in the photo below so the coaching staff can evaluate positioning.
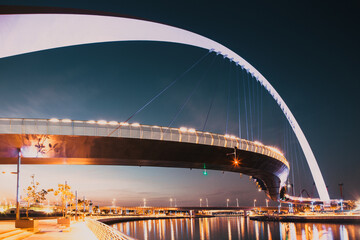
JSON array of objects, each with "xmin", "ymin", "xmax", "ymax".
[{"xmin": 111, "ymin": 217, "xmax": 359, "ymax": 240}]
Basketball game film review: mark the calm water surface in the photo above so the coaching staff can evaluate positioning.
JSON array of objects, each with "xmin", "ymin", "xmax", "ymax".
[{"xmin": 111, "ymin": 216, "xmax": 360, "ymax": 240}]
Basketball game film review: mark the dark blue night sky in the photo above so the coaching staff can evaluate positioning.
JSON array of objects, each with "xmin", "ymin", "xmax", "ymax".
[{"xmin": 0, "ymin": 1, "xmax": 358, "ymax": 206}]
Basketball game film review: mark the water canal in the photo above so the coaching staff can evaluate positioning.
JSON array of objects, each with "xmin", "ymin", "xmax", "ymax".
[{"xmin": 111, "ymin": 216, "xmax": 359, "ymax": 240}]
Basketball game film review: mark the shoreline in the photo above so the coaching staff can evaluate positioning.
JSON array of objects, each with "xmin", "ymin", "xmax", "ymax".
[
  {"xmin": 250, "ymin": 214, "xmax": 360, "ymax": 224},
  {"xmin": 97, "ymin": 215, "xmax": 215, "ymax": 225}
]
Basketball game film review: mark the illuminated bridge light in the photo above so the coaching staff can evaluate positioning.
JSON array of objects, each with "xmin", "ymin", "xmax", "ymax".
[
  {"xmin": 233, "ymin": 159, "xmax": 239, "ymax": 166},
  {"xmin": 108, "ymin": 121, "xmax": 118, "ymax": 125},
  {"xmin": 188, "ymin": 128, "xmax": 196, "ymax": 133},
  {"xmin": 120, "ymin": 122, "xmax": 129, "ymax": 126},
  {"xmin": 49, "ymin": 118, "xmax": 59, "ymax": 123},
  {"xmin": 131, "ymin": 123, "xmax": 140, "ymax": 127},
  {"xmin": 87, "ymin": 120, "xmax": 96, "ymax": 124},
  {"xmin": 97, "ymin": 120, "xmax": 107, "ymax": 125},
  {"xmin": 61, "ymin": 119, "xmax": 72, "ymax": 123},
  {"xmin": 179, "ymin": 127, "xmax": 187, "ymax": 133},
  {"xmin": 254, "ymin": 141, "xmax": 263, "ymax": 146},
  {"xmin": 230, "ymin": 135, "xmax": 236, "ymax": 139},
  {"xmin": 224, "ymin": 134, "xmax": 230, "ymax": 138},
  {"xmin": 268, "ymin": 146, "xmax": 284, "ymax": 156}
]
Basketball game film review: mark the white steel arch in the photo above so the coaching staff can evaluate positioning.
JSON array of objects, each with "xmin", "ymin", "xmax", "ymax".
[{"xmin": 0, "ymin": 13, "xmax": 330, "ymax": 202}]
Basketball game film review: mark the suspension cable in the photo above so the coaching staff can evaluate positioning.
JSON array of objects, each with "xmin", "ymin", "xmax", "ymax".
[
  {"xmin": 247, "ymin": 72, "xmax": 253, "ymax": 141},
  {"xmin": 242, "ymin": 70, "xmax": 249, "ymax": 140},
  {"xmin": 202, "ymin": 58, "xmax": 223, "ymax": 132},
  {"xmin": 252, "ymin": 74, "xmax": 256, "ymax": 140},
  {"xmin": 236, "ymin": 67, "xmax": 242, "ymax": 138},
  {"xmin": 168, "ymin": 54, "xmax": 218, "ymax": 128},
  {"xmin": 225, "ymin": 62, "xmax": 232, "ymax": 134},
  {"xmin": 108, "ymin": 50, "xmax": 211, "ymax": 136},
  {"xmin": 260, "ymin": 85, "xmax": 263, "ymax": 141}
]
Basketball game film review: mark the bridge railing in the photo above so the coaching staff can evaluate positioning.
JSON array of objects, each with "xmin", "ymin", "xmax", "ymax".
[
  {"xmin": 85, "ymin": 218, "xmax": 135, "ymax": 240},
  {"xmin": 0, "ymin": 118, "xmax": 288, "ymax": 167}
]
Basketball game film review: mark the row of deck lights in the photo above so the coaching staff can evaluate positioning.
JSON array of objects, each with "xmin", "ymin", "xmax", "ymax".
[
  {"xmin": 48, "ymin": 118, "xmax": 141, "ymax": 127},
  {"xmin": 47, "ymin": 118, "xmax": 284, "ymax": 156}
]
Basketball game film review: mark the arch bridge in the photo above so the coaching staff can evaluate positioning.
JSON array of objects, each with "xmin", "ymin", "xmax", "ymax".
[
  {"xmin": 0, "ymin": 7, "xmax": 330, "ymax": 202},
  {"xmin": 0, "ymin": 118, "xmax": 288, "ymax": 201}
]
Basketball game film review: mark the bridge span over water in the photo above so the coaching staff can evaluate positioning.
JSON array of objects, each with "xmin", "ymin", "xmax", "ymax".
[
  {"xmin": 0, "ymin": 7, "xmax": 330, "ymax": 202},
  {"xmin": 0, "ymin": 118, "xmax": 289, "ymax": 201}
]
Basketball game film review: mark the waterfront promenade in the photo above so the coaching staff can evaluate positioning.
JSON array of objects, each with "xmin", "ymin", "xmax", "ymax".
[{"xmin": 0, "ymin": 219, "xmax": 97, "ymax": 240}]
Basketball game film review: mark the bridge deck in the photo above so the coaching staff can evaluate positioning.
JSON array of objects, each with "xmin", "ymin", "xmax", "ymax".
[{"xmin": 0, "ymin": 118, "xmax": 289, "ymax": 201}]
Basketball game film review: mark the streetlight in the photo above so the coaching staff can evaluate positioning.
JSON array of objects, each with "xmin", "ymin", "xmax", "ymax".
[
  {"xmin": 170, "ymin": 198, "xmax": 173, "ymax": 207},
  {"xmin": 15, "ymin": 150, "xmax": 21, "ymax": 221},
  {"xmin": 236, "ymin": 198, "xmax": 239, "ymax": 207},
  {"xmin": 254, "ymin": 199, "xmax": 257, "ymax": 208},
  {"xmin": 266, "ymin": 199, "xmax": 269, "ymax": 207},
  {"xmin": 200, "ymin": 198, "xmax": 202, "ymax": 207},
  {"xmin": 227, "ymin": 199, "xmax": 229, "ymax": 207},
  {"xmin": 174, "ymin": 198, "xmax": 177, "ymax": 207},
  {"xmin": 339, "ymin": 199, "xmax": 343, "ymax": 212},
  {"xmin": 206, "ymin": 198, "xmax": 208, "ymax": 207},
  {"xmin": 143, "ymin": 198, "xmax": 146, "ymax": 208}
]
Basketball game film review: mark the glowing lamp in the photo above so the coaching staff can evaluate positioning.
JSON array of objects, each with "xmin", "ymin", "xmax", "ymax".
[
  {"xmin": 188, "ymin": 128, "xmax": 196, "ymax": 133},
  {"xmin": 49, "ymin": 118, "xmax": 59, "ymax": 123},
  {"xmin": 61, "ymin": 119, "xmax": 71, "ymax": 123},
  {"xmin": 179, "ymin": 127, "xmax": 187, "ymax": 132},
  {"xmin": 97, "ymin": 120, "xmax": 107, "ymax": 125}
]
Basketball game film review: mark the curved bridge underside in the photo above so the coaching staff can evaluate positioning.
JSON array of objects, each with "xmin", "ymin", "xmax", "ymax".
[
  {"xmin": 0, "ymin": 6, "xmax": 329, "ymax": 201},
  {"xmin": 0, "ymin": 118, "xmax": 289, "ymax": 201},
  {"xmin": 0, "ymin": 134, "xmax": 288, "ymax": 201}
]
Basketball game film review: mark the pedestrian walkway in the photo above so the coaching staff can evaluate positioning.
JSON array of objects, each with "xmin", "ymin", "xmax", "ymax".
[{"xmin": 0, "ymin": 219, "xmax": 98, "ymax": 240}]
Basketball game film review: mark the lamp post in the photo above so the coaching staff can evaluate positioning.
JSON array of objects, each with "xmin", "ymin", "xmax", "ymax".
[
  {"xmin": 206, "ymin": 198, "xmax": 208, "ymax": 207},
  {"xmin": 16, "ymin": 150, "xmax": 21, "ymax": 221},
  {"xmin": 236, "ymin": 198, "xmax": 239, "ymax": 207},
  {"xmin": 266, "ymin": 199, "xmax": 269, "ymax": 207},
  {"xmin": 227, "ymin": 199, "xmax": 229, "ymax": 207},
  {"xmin": 339, "ymin": 199, "xmax": 343, "ymax": 212},
  {"xmin": 143, "ymin": 198, "xmax": 146, "ymax": 208},
  {"xmin": 200, "ymin": 198, "xmax": 202, "ymax": 207},
  {"xmin": 170, "ymin": 198, "xmax": 173, "ymax": 207},
  {"xmin": 254, "ymin": 199, "xmax": 257, "ymax": 208}
]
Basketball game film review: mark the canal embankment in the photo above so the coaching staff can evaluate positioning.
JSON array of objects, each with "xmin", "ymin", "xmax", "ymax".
[
  {"xmin": 250, "ymin": 214, "xmax": 360, "ymax": 223},
  {"xmin": 97, "ymin": 215, "xmax": 214, "ymax": 225}
]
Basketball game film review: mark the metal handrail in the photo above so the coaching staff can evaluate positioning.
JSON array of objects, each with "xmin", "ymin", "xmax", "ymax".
[
  {"xmin": 0, "ymin": 118, "xmax": 288, "ymax": 168},
  {"xmin": 86, "ymin": 218, "xmax": 135, "ymax": 240}
]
